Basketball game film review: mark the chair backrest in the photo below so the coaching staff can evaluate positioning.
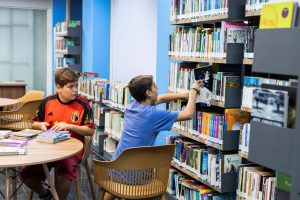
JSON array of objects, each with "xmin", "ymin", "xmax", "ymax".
[
  {"xmin": 93, "ymin": 145, "xmax": 175, "ymax": 199},
  {"xmin": 0, "ymin": 100, "xmax": 42, "ymax": 131},
  {"xmin": 81, "ymin": 134, "xmax": 94, "ymax": 163},
  {"xmin": 17, "ymin": 90, "xmax": 45, "ymax": 103}
]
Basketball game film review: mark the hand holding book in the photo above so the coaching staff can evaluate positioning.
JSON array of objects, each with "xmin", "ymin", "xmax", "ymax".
[{"xmin": 51, "ymin": 122, "xmax": 72, "ymax": 132}]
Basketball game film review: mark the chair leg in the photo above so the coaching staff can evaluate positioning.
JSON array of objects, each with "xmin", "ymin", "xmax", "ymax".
[
  {"xmin": 28, "ymin": 190, "xmax": 33, "ymax": 200},
  {"xmin": 161, "ymin": 194, "xmax": 166, "ymax": 200},
  {"xmin": 84, "ymin": 160, "xmax": 96, "ymax": 200},
  {"xmin": 76, "ymin": 168, "xmax": 81, "ymax": 200}
]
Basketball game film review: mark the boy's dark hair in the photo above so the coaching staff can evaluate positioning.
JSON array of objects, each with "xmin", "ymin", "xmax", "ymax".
[
  {"xmin": 55, "ymin": 68, "xmax": 79, "ymax": 87},
  {"xmin": 128, "ymin": 75, "xmax": 154, "ymax": 102}
]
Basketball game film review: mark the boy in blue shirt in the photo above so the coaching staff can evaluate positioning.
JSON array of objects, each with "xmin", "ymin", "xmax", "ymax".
[{"xmin": 104, "ymin": 75, "xmax": 203, "ymax": 200}]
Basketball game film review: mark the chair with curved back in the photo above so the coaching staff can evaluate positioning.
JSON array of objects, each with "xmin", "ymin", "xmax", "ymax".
[
  {"xmin": 93, "ymin": 145, "xmax": 175, "ymax": 200},
  {"xmin": 0, "ymin": 100, "xmax": 42, "ymax": 131},
  {"xmin": 2, "ymin": 90, "xmax": 44, "ymax": 111}
]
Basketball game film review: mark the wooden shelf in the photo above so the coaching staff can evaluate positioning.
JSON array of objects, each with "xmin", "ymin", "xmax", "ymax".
[
  {"xmin": 169, "ymin": 56, "xmax": 226, "ymax": 64},
  {"xmin": 238, "ymin": 151, "xmax": 248, "ymax": 159},
  {"xmin": 170, "ymin": 14, "xmax": 229, "ymax": 25},
  {"xmin": 243, "ymin": 59, "xmax": 253, "ymax": 65},
  {"xmin": 245, "ymin": 10, "xmax": 261, "ymax": 17},
  {"xmin": 241, "ymin": 106, "xmax": 252, "ymax": 112},
  {"xmin": 172, "ymin": 127, "xmax": 223, "ymax": 151},
  {"xmin": 171, "ymin": 162, "xmax": 221, "ymax": 193}
]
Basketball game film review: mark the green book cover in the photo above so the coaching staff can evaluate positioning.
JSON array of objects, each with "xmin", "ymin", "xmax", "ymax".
[{"xmin": 276, "ymin": 172, "xmax": 291, "ymax": 192}]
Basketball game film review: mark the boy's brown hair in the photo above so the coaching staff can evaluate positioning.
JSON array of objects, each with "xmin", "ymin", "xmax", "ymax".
[
  {"xmin": 55, "ymin": 68, "xmax": 79, "ymax": 87},
  {"xmin": 128, "ymin": 75, "xmax": 154, "ymax": 102}
]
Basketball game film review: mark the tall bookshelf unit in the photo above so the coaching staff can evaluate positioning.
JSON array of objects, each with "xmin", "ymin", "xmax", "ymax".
[
  {"xmin": 239, "ymin": 3, "xmax": 299, "ymax": 200},
  {"xmin": 54, "ymin": 21, "xmax": 82, "ymax": 73},
  {"xmin": 168, "ymin": 0, "xmax": 247, "ymax": 197}
]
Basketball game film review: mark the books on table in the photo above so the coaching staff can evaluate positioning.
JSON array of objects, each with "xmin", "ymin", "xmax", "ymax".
[
  {"xmin": 37, "ymin": 130, "xmax": 71, "ymax": 143},
  {"xmin": 0, "ymin": 137, "xmax": 28, "ymax": 155},
  {"xmin": 0, "ymin": 130, "xmax": 12, "ymax": 139},
  {"xmin": 12, "ymin": 129, "xmax": 42, "ymax": 139}
]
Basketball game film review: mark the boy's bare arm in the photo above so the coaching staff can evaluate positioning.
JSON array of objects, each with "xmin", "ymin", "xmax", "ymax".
[{"xmin": 155, "ymin": 92, "xmax": 189, "ymax": 105}]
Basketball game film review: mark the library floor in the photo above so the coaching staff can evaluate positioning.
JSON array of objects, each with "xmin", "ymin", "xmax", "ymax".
[{"xmin": 0, "ymin": 155, "xmax": 102, "ymax": 200}]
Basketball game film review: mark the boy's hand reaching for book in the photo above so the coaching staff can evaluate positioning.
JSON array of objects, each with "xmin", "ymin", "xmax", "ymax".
[
  {"xmin": 51, "ymin": 122, "xmax": 71, "ymax": 132},
  {"xmin": 191, "ymin": 80, "xmax": 204, "ymax": 93},
  {"xmin": 40, "ymin": 122, "xmax": 50, "ymax": 131}
]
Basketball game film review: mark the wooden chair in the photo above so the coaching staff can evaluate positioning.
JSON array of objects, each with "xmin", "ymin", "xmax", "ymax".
[
  {"xmin": 3, "ymin": 90, "xmax": 44, "ymax": 111},
  {"xmin": 0, "ymin": 100, "xmax": 42, "ymax": 131},
  {"xmin": 94, "ymin": 145, "xmax": 175, "ymax": 200},
  {"xmin": 28, "ymin": 135, "xmax": 97, "ymax": 200}
]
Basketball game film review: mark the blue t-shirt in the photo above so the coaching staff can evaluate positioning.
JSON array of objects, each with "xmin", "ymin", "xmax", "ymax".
[{"xmin": 111, "ymin": 99, "xmax": 178, "ymax": 160}]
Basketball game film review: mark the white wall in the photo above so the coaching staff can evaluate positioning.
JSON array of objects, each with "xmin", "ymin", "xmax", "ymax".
[{"xmin": 110, "ymin": 0, "xmax": 157, "ymax": 84}]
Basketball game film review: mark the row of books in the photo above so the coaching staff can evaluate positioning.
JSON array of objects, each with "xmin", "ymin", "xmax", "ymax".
[
  {"xmin": 167, "ymin": 169, "xmax": 235, "ymax": 199},
  {"xmin": 168, "ymin": 22, "xmax": 247, "ymax": 59},
  {"xmin": 170, "ymin": 0, "xmax": 229, "ymax": 21},
  {"xmin": 55, "ymin": 20, "xmax": 80, "ymax": 33},
  {"xmin": 236, "ymin": 164, "xmax": 276, "ymax": 200},
  {"xmin": 55, "ymin": 57, "xmax": 75, "ymax": 68},
  {"xmin": 55, "ymin": 39, "xmax": 75, "ymax": 51},
  {"xmin": 104, "ymin": 111, "xmax": 124, "ymax": 141},
  {"xmin": 167, "ymin": 136, "xmax": 242, "ymax": 188},
  {"xmin": 245, "ymin": 0, "xmax": 269, "ymax": 12},
  {"xmin": 169, "ymin": 63, "xmax": 243, "ymax": 104},
  {"xmin": 78, "ymin": 75, "xmax": 132, "ymax": 108},
  {"xmin": 169, "ymin": 100, "xmax": 250, "ymax": 145}
]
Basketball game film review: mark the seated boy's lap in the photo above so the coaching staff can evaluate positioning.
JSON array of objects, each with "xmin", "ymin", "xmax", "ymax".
[{"xmin": 21, "ymin": 156, "xmax": 81, "ymax": 182}]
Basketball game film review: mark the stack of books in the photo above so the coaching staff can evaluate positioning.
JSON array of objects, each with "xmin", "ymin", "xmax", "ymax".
[
  {"xmin": 0, "ymin": 138, "xmax": 28, "ymax": 155},
  {"xmin": 36, "ymin": 130, "xmax": 71, "ymax": 143},
  {"xmin": 0, "ymin": 130, "xmax": 12, "ymax": 139}
]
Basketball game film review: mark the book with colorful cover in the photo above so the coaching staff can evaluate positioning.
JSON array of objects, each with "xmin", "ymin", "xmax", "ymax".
[
  {"xmin": 224, "ymin": 109, "xmax": 250, "ymax": 131},
  {"xmin": 223, "ymin": 154, "xmax": 242, "ymax": 173},
  {"xmin": 260, "ymin": 1, "xmax": 297, "ymax": 29},
  {"xmin": 37, "ymin": 130, "xmax": 71, "ymax": 143}
]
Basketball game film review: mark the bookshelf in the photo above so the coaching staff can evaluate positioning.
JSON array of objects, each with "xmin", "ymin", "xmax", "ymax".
[
  {"xmin": 246, "ymin": 28, "xmax": 300, "ymax": 199},
  {"xmin": 245, "ymin": 10, "xmax": 261, "ymax": 17},
  {"xmin": 167, "ymin": 0, "xmax": 249, "ymax": 196},
  {"xmin": 54, "ymin": 22, "xmax": 82, "ymax": 72}
]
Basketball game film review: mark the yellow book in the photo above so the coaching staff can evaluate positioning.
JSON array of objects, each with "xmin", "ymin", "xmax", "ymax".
[{"xmin": 260, "ymin": 2, "xmax": 296, "ymax": 29}]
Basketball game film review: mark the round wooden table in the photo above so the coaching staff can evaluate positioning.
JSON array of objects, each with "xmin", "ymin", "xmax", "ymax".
[
  {"xmin": 0, "ymin": 98, "xmax": 17, "ymax": 107},
  {"xmin": 0, "ymin": 137, "xmax": 83, "ymax": 200}
]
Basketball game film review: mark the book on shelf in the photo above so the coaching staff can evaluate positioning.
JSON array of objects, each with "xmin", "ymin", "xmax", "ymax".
[
  {"xmin": 241, "ymin": 76, "xmax": 292, "ymax": 109},
  {"xmin": 55, "ymin": 20, "xmax": 80, "ymax": 33},
  {"xmin": 244, "ymin": 26, "xmax": 257, "ymax": 60},
  {"xmin": 239, "ymin": 122, "xmax": 251, "ymax": 153},
  {"xmin": 36, "ymin": 130, "xmax": 71, "ymax": 144},
  {"xmin": 260, "ymin": 1, "xmax": 298, "ymax": 29},
  {"xmin": 222, "ymin": 154, "xmax": 241, "ymax": 173},
  {"xmin": 251, "ymin": 88, "xmax": 289, "ymax": 128},
  {"xmin": 237, "ymin": 164, "xmax": 276, "ymax": 200},
  {"xmin": 194, "ymin": 65, "xmax": 213, "ymax": 103},
  {"xmin": 12, "ymin": 129, "xmax": 42, "ymax": 139},
  {"xmin": 246, "ymin": 0, "xmax": 270, "ymax": 12},
  {"xmin": 224, "ymin": 109, "xmax": 250, "ymax": 131},
  {"xmin": 276, "ymin": 171, "xmax": 291, "ymax": 193}
]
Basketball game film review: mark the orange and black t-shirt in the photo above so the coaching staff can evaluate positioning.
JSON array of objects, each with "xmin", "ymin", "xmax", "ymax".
[{"xmin": 33, "ymin": 94, "xmax": 95, "ymax": 160}]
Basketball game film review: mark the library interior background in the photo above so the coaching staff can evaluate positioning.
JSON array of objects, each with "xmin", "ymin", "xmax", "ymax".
[{"xmin": 0, "ymin": 0, "xmax": 300, "ymax": 200}]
